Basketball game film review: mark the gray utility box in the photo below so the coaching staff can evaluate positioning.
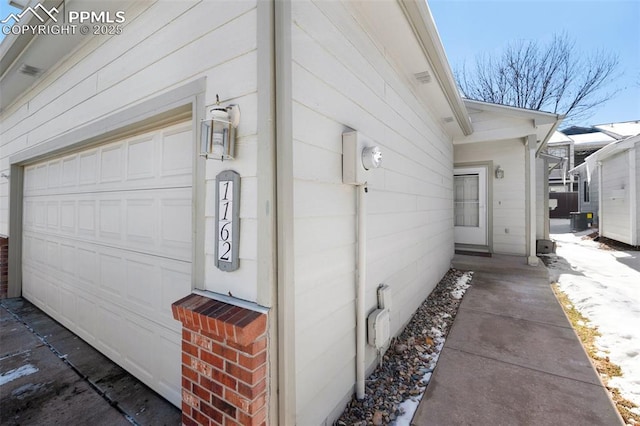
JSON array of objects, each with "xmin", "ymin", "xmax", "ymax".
[
  {"xmin": 569, "ymin": 212, "xmax": 594, "ymax": 232},
  {"xmin": 536, "ymin": 239, "xmax": 556, "ymax": 254}
]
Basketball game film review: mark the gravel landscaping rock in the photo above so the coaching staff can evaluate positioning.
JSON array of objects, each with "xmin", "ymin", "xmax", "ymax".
[{"xmin": 335, "ymin": 268, "xmax": 472, "ymax": 426}]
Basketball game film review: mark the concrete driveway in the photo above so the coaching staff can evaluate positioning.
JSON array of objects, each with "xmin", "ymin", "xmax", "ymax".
[{"xmin": 0, "ymin": 298, "xmax": 180, "ymax": 426}]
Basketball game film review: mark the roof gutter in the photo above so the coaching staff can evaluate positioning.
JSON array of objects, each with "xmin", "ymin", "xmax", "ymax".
[
  {"xmin": 397, "ymin": 0, "xmax": 473, "ymax": 136},
  {"xmin": 535, "ymin": 114, "xmax": 565, "ymax": 157}
]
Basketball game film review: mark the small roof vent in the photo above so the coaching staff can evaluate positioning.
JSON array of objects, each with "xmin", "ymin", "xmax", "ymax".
[
  {"xmin": 414, "ymin": 71, "xmax": 432, "ymax": 84},
  {"xmin": 19, "ymin": 64, "xmax": 43, "ymax": 77}
]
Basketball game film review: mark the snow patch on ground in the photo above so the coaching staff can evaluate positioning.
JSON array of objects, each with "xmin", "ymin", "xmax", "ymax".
[
  {"xmin": 0, "ymin": 364, "xmax": 39, "ymax": 386},
  {"xmin": 451, "ymin": 272, "xmax": 473, "ymax": 299},
  {"xmin": 547, "ymin": 223, "xmax": 640, "ymax": 414}
]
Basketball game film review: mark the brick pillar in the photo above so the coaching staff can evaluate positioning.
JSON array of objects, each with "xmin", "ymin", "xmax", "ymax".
[
  {"xmin": 172, "ymin": 294, "xmax": 268, "ymax": 426},
  {"xmin": 0, "ymin": 237, "xmax": 8, "ymax": 299}
]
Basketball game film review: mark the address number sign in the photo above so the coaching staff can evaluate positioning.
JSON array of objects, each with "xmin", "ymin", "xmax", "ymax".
[{"xmin": 215, "ymin": 170, "xmax": 240, "ymax": 271}]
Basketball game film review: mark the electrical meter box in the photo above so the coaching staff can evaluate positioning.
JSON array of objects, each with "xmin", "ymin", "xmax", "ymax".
[{"xmin": 342, "ymin": 131, "xmax": 382, "ymax": 185}]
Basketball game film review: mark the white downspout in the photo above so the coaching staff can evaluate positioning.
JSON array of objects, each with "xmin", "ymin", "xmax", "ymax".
[
  {"xmin": 274, "ymin": 0, "xmax": 296, "ymax": 422},
  {"xmin": 629, "ymin": 148, "xmax": 637, "ymax": 245},
  {"xmin": 356, "ymin": 183, "xmax": 367, "ymax": 399},
  {"xmin": 526, "ymin": 135, "xmax": 538, "ymax": 266},
  {"xmin": 598, "ymin": 161, "xmax": 603, "ymax": 236}
]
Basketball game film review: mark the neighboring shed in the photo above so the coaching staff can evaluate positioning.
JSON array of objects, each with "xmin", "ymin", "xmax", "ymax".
[{"xmin": 573, "ymin": 134, "xmax": 640, "ymax": 246}]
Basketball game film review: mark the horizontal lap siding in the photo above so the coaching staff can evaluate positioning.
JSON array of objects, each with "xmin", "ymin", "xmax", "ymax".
[
  {"xmin": 0, "ymin": 1, "xmax": 260, "ymax": 300},
  {"xmin": 291, "ymin": 2, "xmax": 453, "ymax": 424},
  {"xmin": 455, "ymin": 139, "xmax": 527, "ymax": 255},
  {"xmin": 637, "ymin": 148, "xmax": 640, "ymax": 245},
  {"xmin": 602, "ymin": 151, "xmax": 630, "ymax": 244}
]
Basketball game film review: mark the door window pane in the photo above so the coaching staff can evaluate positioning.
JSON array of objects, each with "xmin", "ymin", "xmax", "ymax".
[{"xmin": 454, "ymin": 174, "xmax": 479, "ymax": 227}]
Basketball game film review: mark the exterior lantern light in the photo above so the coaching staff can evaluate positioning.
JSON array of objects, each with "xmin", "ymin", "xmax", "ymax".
[
  {"xmin": 495, "ymin": 165, "xmax": 505, "ymax": 179},
  {"xmin": 200, "ymin": 103, "xmax": 240, "ymax": 160}
]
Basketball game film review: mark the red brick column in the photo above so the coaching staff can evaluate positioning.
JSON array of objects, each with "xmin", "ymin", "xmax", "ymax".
[
  {"xmin": 0, "ymin": 237, "xmax": 8, "ymax": 299},
  {"xmin": 172, "ymin": 294, "xmax": 268, "ymax": 426}
]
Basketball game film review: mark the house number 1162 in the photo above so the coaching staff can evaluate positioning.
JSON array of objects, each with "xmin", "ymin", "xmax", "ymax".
[{"xmin": 215, "ymin": 170, "xmax": 240, "ymax": 271}]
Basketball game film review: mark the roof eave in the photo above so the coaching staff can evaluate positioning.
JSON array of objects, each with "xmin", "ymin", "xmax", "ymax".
[{"xmin": 398, "ymin": 0, "xmax": 473, "ymax": 136}]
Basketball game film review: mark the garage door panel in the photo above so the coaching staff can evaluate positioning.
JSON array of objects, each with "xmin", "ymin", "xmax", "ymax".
[
  {"xmin": 124, "ymin": 317, "xmax": 156, "ymax": 381},
  {"xmin": 25, "ymin": 189, "xmax": 192, "ymax": 261},
  {"xmin": 160, "ymin": 197, "xmax": 192, "ymax": 252},
  {"xmin": 44, "ymin": 278, "xmax": 61, "ymax": 316},
  {"xmin": 161, "ymin": 127, "xmax": 193, "ymax": 178},
  {"xmin": 157, "ymin": 333, "xmax": 182, "ymax": 406},
  {"xmin": 126, "ymin": 257, "xmax": 161, "ymax": 311},
  {"xmin": 60, "ymin": 201, "xmax": 76, "ymax": 233},
  {"xmin": 60, "ymin": 287, "xmax": 77, "ymax": 326},
  {"xmin": 22, "ymin": 121, "xmax": 192, "ymax": 406},
  {"xmin": 60, "ymin": 242, "xmax": 76, "ymax": 277},
  {"xmin": 61, "ymin": 155, "xmax": 78, "ymax": 187},
  {"xmin": 99, "ymin": 252, "xmax": 126, "ymax": 298},
  {"xmin": 127, "ymin": 199, "xmax": 155, "ymax": 244},
  {"xmin": 47, "ymin": 159, "xmax": 62, "ymax": 188},
  {"xmin": 25, "ymin": 126, "xmax": 192, "ymax": 198},
  {"xmin": 100, "ymin": 144, "xmax": 124, "ymax": 183},
  {"xmin": 78, "ymin": 200, "xmax": 96, "ymax": 236},
  {"xmin": 34, "ymin": 200, "xmax": 46, "ymax": 228},
  {"xmin": 127, "ymin": 135, "xmax": 155, "ymax": 180},
  {"xmin": 99, "ymin": 199, "xmax": 123, "ymax": 240},
  {"xmin": 97, "ymin": 304, "xmax": 126, "ymax": 360},
  {"xmin": 160, "ymin": 265, "xmax": 192, "ymax": 324},
  {"xmin": 79, "ymin": 150, "xmax": 99, "ymax": 185},
  {"xmin": 46, "ymin": 240, "xmax": 59, "ymax": 269},
  {"xmin": 76, "ymin": 294, "xmax": 97, "ymax": 343},
  {"xmin": 46, "ymin": 201, "xmax": 59, "ymax": 230},
  {"xmin": 76, "ymin": 247, "xmax": 98, "ymax": 287}
]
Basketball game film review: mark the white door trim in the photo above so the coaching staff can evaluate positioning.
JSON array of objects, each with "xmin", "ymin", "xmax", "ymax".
[{"xmin": 454, "ymin": 166, "xmax": 488, "ymax": 247}]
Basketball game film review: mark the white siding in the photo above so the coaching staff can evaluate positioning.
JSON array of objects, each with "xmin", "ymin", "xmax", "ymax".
[
  {"xmin": 637, "ymin": 147, "xmax": 640, "ymax": 244},
  {"xmin": 0, "ymin": 1, "xmax": 261, "ymax": 301},
  {"xmin": 290, "ymin": 2, "xmax": 453, "ymax": 424},
  {"xmin": 455, "ymin": 139, "xmax": 527, "ymax": 255},
  {"xmin": 601, "ymin": 151, "xmax": 630, "ymax": 244}
]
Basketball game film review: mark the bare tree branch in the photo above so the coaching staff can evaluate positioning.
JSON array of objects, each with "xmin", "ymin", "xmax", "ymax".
[{"xmin": 456, "ymin": 33, "xmax": 620, "ymax": 124}]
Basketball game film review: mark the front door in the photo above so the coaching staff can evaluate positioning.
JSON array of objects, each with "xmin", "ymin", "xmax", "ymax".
[{"xmin": 454, "ymin": 167, "xmax": 488, "ymax": 247}]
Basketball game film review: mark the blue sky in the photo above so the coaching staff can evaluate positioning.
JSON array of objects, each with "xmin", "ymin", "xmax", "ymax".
[
  {"xmin": 430, "ymin": 0, "xmax": 640, "ymax": 128},
  {"xmin": 1, "ymin": 1, "xmax": 638, "ymax": 128},
  {"xmin": 0, "ymin": 2, "xmax": 20, "ymax": 26}
]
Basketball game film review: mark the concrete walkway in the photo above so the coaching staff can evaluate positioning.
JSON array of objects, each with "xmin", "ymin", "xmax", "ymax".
[
  {"xmin": 0, "ymin": 298, "xmax": 180, "ymax": 426},
  {"xmin": 412, "ymin": 254, "xmax": 623, "ymax": 426}
]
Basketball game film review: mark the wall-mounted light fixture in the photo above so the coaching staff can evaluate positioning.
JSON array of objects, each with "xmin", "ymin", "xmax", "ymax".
[
  {"xmin": 200, "ymin": 102, "xmax": 240, "ymax": 160},
  {"xmin": 362, "ymin": 146, "xmax": 383, "ymax": 170},
  {"xmin": 495, "ymin": 165, "xmax": 504, "ymax": 179}
]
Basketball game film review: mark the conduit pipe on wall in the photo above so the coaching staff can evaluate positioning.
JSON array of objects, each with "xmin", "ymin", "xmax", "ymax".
[{"xmin": 356, "ymin": 183, "xmax": 367, "ymax": 400}]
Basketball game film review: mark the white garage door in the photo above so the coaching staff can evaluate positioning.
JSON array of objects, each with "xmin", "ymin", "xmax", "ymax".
[{"xmin": 21, "ymin": 121, "xmax": 193, "ymax": 407}]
